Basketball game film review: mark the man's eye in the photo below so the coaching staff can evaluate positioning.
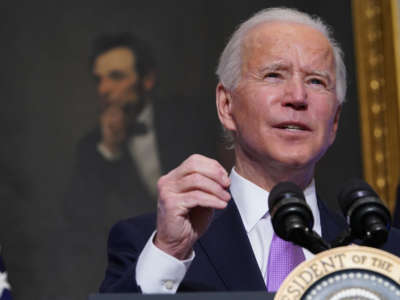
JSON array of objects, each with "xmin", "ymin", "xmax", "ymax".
[
  {"xmin": 264, "ymin": 72, "xmax": 281, "ymax": 79},
  {"xmin": 309, "ymin": 78, "xmax": 326, "ymax": 86}
]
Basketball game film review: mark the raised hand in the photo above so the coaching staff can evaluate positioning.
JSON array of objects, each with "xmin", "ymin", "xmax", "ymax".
[{"xmin": 154, "ymin": 154, "xmax": 231, "ymax": 259}]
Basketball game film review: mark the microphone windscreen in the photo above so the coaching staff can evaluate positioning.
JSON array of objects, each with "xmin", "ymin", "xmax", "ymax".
[
  {"xmin": 337, "ymin": 178, "xmax": 378, "ymax": 215},
  {"xmin": 268, "ymin": 181, "xmax": 305, "ymax": 209}
]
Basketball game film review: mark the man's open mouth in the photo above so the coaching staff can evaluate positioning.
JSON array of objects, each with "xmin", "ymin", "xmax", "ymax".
[{"xmin": 275, "ymin": 122, "xmax": 310, "ymax": 131}]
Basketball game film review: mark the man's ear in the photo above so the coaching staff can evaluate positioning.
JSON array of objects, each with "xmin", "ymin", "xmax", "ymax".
[
  {"xmin": 142, "ymin": 72, "xmax": 156, "ymax": 92},
  {"xmin": 216, "ymin": 82, "xmax": 236, "ymax": 132}
]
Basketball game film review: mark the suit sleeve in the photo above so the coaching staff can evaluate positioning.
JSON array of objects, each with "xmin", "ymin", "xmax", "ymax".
[
  {"xmin": 136, "ymin": 231, "xmax": 194, "ymax": 293},
  {"xmin": 99, "ymin": 218, "xmax": 153, "ymax": 293},
  {"xmin": 99, "ymin": 217, "xmax": 194, "ymax": 294}
]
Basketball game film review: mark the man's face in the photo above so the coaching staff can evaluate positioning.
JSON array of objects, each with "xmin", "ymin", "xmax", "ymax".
[
  {"xmin": 92, "ymin": 47, "xmax": 141, "ymax": 109},
  {"xmin": 222, "ymin": 22, "xmax": 341, "ymax": 173}
]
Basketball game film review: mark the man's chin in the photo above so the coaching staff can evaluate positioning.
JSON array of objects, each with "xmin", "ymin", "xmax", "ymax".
[{"xmin": 273, "ymin": 154, "xmax": 316, "ymax": 171}]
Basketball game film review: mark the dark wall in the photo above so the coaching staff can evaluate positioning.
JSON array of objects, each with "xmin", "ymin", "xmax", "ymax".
[{"xmin": 0, "ymin": 1, "xmax": 361, "ymax": 299}]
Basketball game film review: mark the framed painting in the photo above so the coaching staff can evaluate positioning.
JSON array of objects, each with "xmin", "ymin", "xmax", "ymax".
[{"xmin": 353, "ymin": 0, "xmax": 400, "ymax": 211}]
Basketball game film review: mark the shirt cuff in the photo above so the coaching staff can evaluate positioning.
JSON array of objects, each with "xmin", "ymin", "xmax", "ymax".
[
  {"xmin": 136, "ymin": 231, "xmax": 195, "ymax": 293},
  {"xmin": 97, "ymin": 143, "xmax": 122, "ymax": 161}
]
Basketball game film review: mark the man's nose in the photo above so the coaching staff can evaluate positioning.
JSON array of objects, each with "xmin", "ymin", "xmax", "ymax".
[
  {"xmin": 282, "ymin": 77, "xmax": 308, "ymax": 110},
  {"xmin": 98, "ymin": 78, "xmax": 112, "ymax": 98}
]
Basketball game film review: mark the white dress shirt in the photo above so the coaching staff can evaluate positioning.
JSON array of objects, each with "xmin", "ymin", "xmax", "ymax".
[
  {"xmin": 128, "ymin": 103, "xmax": 162, "ymax": 198},
  {"xmin": 230, "ymin": 168, "xmax": 321, "ymax": 279},
  {"xmin": 136, "ymin": 168, "xmax": 321, "ymax": 293}
]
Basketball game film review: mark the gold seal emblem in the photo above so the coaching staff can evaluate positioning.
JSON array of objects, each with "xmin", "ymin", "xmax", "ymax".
[{"xmin": 275, "ymin": 245, "xmax": 400, "ymax": 300}]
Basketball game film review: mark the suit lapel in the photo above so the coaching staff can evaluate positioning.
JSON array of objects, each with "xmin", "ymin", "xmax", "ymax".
[{"xmin": 197, "ymin": 200, "xmax": 266, "ymax": 291}]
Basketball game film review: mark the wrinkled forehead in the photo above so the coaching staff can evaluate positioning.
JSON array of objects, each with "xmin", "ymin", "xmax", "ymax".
[{"xmin": 240, "ymin": 21, "xmax": 335, "ymax": 72}]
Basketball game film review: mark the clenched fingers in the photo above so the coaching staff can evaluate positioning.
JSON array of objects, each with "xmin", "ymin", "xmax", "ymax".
[
  {"xmin": 171, "ymin": 154, "xmax": 230, "ymax": 188},
  {"xmin": 176, "ymin": 173, "xmax": 231, "ymax": 202}
]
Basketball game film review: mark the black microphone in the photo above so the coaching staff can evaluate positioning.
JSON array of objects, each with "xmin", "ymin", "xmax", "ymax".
[
  {"xmin": 268, "ymin": 182, "xmax": 330, "ymax": 254},
  {"xmin": 337, "ymin": 178, "xmax": 391, "ymax": 248}
]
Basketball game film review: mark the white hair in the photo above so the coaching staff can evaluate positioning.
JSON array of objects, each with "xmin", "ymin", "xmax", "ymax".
[{"xmin": 216, "ymin": 7, "xmax": 347, "ymax": 104}]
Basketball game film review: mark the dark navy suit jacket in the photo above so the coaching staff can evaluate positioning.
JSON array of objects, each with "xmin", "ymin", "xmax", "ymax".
[{"xmin": 99, "ymin": 197, "xmax": 400, "ymax": 293}]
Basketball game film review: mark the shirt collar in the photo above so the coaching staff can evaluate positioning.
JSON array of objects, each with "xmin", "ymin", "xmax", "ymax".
[{"xmin": 229, "ymin": 168, "xmax": 320, "ymax": 234}]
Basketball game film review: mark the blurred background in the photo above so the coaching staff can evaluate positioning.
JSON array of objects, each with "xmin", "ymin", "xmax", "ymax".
[{"xmin": 0, "ymin": 1, "xmax": 362, "ymax": 299}]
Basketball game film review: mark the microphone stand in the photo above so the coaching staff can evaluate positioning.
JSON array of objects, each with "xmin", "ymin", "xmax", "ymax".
[{"xmin": 289, "ymin": 226, "xmax": 331, "ymax": 254}]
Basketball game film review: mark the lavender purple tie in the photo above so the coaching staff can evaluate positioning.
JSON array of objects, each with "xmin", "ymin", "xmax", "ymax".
[{"xmin": 266, "ymin": 233, "xmax": 305, "ymax": 291}]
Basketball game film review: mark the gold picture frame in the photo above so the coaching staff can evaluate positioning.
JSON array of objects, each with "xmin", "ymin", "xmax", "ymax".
[{"xmin": 352, "ymin": 0, "xmax": 400, "ymax": 212}]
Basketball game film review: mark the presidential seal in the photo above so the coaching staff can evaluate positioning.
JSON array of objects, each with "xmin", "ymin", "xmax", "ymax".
[{"xmin": 275, "ymin": 245, "xmax": 400, "ymax": 300}]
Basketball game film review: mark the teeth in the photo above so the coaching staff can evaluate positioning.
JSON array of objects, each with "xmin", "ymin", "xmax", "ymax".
[{"xmin": 284, "ymin": 125, "xmax": 302, "ymax": 130}]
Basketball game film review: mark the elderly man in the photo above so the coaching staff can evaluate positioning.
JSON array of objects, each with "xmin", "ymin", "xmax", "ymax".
[{"xmin": 100, "ymin": 8, "xmax": 400, "ymax": 293}]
